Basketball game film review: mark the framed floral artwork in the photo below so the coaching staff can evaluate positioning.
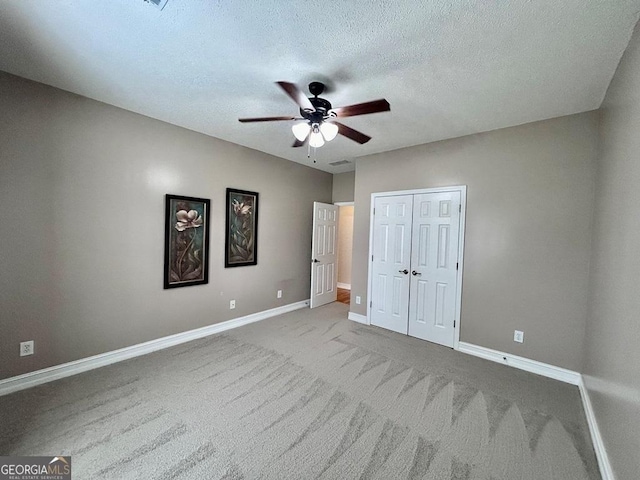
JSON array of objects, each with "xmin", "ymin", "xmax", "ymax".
[
  {"xmin": 225, "ymin": 188, "xmax": 259, "ymax": 268},
  {"xmin": 164, "ymin": 194, "xmax": 211, "ymax": 289}
]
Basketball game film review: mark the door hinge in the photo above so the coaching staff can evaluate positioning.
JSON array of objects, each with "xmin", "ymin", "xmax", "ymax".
[
  {"xmin": 371, "ymin": 255, "xmax": 374, "ymax": 261},
  {"xmin": 373, "ymin": 207, "xmax": 376, "ymax": 215},
  {"xmin": 456, "ymin": 262, "xmax": 459, "ymax": 270},
  {"xmin": 369, "ymin": 301, "xmax": 372, "ymax": 308},
  {"xmin": 454, "ymin": 320, "xmax": 456, "ymax": 328},
  {"xmin": 459, "ymin": 204, "xmax": 461, "ymax": 213}
]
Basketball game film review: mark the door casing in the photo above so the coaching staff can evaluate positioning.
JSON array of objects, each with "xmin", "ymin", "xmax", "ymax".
[{"xmin": 366, "ymin": 186, "xmax": 467, "ymax": 350}]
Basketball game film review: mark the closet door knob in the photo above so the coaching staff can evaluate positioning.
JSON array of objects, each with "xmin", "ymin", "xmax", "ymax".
[
  {"xmin": 399, "ymin": 269, "xmax": 408, "ymax": 274},
  {"xmin": 412, "ymin": 270, "xmax": 422, "ymax": 276}
]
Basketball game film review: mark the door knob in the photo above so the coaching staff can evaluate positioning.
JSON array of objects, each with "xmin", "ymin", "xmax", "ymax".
[
  {"xmin": 399, "ymin": 269, "xmax": 408, "ymax": 274},
  {"xmin": 412, "ymin": 270, "xmax": 422, "ymax": 276},
  {"xmin": 312, "ymin": 259, "xmax": 320, "ymax": 263}
]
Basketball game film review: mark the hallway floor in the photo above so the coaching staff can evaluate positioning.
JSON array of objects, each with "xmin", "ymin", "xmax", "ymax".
[{"xmin": 337, "ymin": 288, "xmax": 350, "ymax": 305}]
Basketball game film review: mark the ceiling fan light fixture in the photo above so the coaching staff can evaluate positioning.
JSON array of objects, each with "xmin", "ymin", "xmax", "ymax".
[
  {"xmin": 292, "ymin": 122, "xmax": 310, "ymax": 141},
  {"xmin": 320, "ymin": 122, "xmax": 338, "ymax": 141},
  {"xmin": 309, "ymin": 124, "xmax": 325, "ymax": 148}
]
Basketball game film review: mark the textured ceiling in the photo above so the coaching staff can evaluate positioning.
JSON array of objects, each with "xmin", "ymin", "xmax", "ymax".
[{"xmin": 0, "ymin": 1, "xmax": 639, "ymax": 173}]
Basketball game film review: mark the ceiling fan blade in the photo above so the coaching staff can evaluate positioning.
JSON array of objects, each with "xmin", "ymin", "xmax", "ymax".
[
  {"xmin": 332, "ymin": 99, "xmax": 390, "ymax": 118},
  {"xmin": 335, "ymin": 121, "xmax": 371, "ymax": 144},
  {"xmin": 292, "ymin": 136, "xmax": 308, "ymax": 148},
  {"xmin": 238, "ymin": 116, "xmax": 298, "ymax": 123},
  {"xmin": 276, "ymin": 81, "xmax": 315, "ymax": 112}
]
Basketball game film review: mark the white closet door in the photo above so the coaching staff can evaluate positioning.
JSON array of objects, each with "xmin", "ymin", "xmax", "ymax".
[
  {"xmin": 310, "ymin": 202, "xmax": 338, "ymax": 308},
  {"xmin": 370, "ymin": 195, "xmax": 413, "ymax": 334},
  {"xmin": 408, "ymin": 191, "xmax": 461, "ymax": 347}
]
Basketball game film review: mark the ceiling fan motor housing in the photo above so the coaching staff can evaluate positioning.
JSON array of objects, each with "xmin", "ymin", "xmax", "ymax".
[{"xmin": 301, "ymin": 96, "xmax": 333, "ymax": 122}]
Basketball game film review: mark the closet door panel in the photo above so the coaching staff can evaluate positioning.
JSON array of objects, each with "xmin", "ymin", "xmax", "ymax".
[
  {"xmin": 408, "ymin": 192, "xmax": 461, "ymax": 347},
  {"xmin": 370, "ymin": 195, "xmax": 413, "ymax": 334}
]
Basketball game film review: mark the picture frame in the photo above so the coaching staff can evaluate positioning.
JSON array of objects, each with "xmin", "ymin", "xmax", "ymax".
[
  {"xmin": 225, "ymin": 188, "xmax": 259, "ymax": 268},
  {"xmin": 164, "ymin": 194, "xmax": 211, "ymax": 289}
]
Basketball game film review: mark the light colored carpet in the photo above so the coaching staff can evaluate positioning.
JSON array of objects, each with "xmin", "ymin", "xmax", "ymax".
[{"xmin": 0, "ymin": 302, "xmax": 599, "ymax": 479}]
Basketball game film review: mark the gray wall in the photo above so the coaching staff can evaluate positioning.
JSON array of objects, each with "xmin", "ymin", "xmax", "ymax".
[
  {"xmin": 584, "ymin": 21, "xmax": 640, "ymax": 480},
  {"xmin": 0, "ymin": 72, "xmax": 332, "ymax": 380},
  {"xmin": 332, "ymin": 171, "xmax": 355, "ymax": 203},
  {"xmin": 351, "ymin": 113, "xmax": 598, "ymax": 371}
]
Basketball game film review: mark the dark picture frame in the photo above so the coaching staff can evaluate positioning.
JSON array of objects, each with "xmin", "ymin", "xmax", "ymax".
[
  {"xmin": 163, "ymin": 194, "xmax": 211, "ymax": 289},
  {"xmin": 225, "ymin": 188, "xmax": 259, "ymax": 268}
]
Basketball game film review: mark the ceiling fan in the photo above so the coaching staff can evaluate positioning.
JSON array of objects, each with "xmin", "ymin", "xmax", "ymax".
[{"xmin": 238, "ymin": 81, "xmax": 390, "ymax": 149}]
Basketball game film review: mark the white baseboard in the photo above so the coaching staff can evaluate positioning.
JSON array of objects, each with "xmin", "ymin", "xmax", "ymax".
[
  {"xmin": 348, "ymin": 312, "xmax": 368, "ymax": 324},
  {"xmin": 457, "ymin": 342, "xmax": 581, "ymax": 385},
  {"xmin": 337, "ymin": 283, "xmax": 351, "ymax": 290},
  {"xmin": 578, "ymin": 377, "xmax": 615, "ymax": 480},
  {"xmin": 0, "ymin": 300, "xmax": 310, "ymax": 397}
]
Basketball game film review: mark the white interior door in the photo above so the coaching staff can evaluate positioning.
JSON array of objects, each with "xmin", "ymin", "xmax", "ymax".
[
  {"xmin": 370, "ymin": 195, "xmax": 413, "ymax": 334},
  {"xmin": 408, "ymin": 192, "xmax": 461, "ymax": 347},
  {"xmin": 310, "ymin": 202, "xmax": 338, "ymax": 308}
]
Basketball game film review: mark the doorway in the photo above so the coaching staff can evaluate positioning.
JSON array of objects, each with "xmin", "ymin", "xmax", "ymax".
[
  {"xmin": 310, "ymin": 202, "xmax": 338, "ymax": 308},
  {"xmin": 336, "ymin": 202, "xmax": 354, "ymax": 305},
  {"xmin": 309, "ymin": 201, "xmax": 354, "ymax": 308},
  {"xmin": 367, "ymin": 186, "xmax": 466, "ymax": 348}
]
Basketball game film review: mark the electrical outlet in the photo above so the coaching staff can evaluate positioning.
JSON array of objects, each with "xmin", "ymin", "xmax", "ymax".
[
  {"xmin": 355, "ymin": 296, "xmax": 361, "ymax": 305},
  {"xmin": 230, "ymin": 300, "xmax": 236, "ymax": 310},
  {"xmin": 277, "ymin": 290, "xmax": 282, "ymax": 299},
  {"xmin": 514, "ymin": 330, "xmax": 524, "ymax": 343},
  {"xmin": 20, "ymin": 340, "xmax": 34, "ymax": 357}
]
